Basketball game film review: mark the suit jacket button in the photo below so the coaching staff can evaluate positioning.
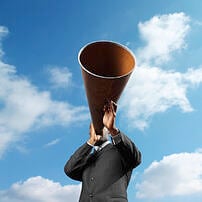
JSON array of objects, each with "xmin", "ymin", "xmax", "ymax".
[
  {"xmin": 89, "ymin": 193, "xmax": 93, "ymax": 197},
  {"xmin": 90, "ymin": 177, "xmax": 94, "ymax": 181}
]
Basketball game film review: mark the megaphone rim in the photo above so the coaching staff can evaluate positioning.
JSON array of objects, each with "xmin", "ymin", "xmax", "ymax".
[{"xmin": 78, "ymin": 40, "xmax": 136, "ymax": 79}]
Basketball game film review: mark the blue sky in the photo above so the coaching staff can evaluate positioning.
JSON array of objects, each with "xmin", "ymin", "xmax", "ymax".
[{"xmin": 0, "ymin": 0, "xmax": 202, "ymax": 201}]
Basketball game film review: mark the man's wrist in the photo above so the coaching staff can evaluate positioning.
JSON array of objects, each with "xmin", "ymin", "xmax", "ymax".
[
  {"xmin": 109, "ymin": 127, "xmax": 120, "ymax": 136},
  {"xmin": 87, "ymin": 139, "xmax": 95, "ymax": 146},
  {"xmin": 111, "ymin": 132, "xmax": 122, "ymax": 145}
]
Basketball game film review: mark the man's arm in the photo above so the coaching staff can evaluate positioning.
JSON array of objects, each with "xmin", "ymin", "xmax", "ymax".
[
  {"xmin": 111, "ymin": 130, "xmax": 141, "ymax": 170},
  {"xmin": 64, "ymin": 123, "xmax": 102, "ymax": 181},
  {"xmin": 103, "ymin": 100, "xmax": 141, "ymax": 170},
  {"xmin": 64, "ymin": 143, "xmax": 93, "ymax": 181}
]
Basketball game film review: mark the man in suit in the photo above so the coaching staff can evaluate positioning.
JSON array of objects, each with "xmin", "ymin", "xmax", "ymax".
[{"xmin": 64, "ymin": 101, "xmax": 141, "ymax": 202}]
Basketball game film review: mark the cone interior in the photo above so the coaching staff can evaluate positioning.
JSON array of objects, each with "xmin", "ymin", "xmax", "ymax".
[{"xmin": 79, "ymin": 41, "xmax": 135, "ymax": 78}]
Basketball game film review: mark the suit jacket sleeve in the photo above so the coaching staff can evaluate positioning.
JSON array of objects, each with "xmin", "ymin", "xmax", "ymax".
[
  {"xmin": 112, "ymin": 131, "xmax": 141, "ymax": 170},
  {"xmin": 64, "ymin": 143, "xmax": 92, "ymax": 181}
]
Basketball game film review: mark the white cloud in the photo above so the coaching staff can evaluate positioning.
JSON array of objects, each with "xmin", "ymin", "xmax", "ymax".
[
  {"xmin": 0, "ymin": 26, "xmax": 8, "ymax": 58},
  {"xmin": 0, "ymin": 30, "xmax": 89, "ymax": 158},
  {"xmin": 121, "ymin": 65, "xmax": 202, "ymax": 130},
  {"xmin": 47, "ymin": 66, "xmax": 72, "ymax": 88},
  {"xmin": 120, "ymin": 13, "xmax": 202, "ymax": 130},
  {"xmin": 136, "ymin": 150, "xmax": 202, "ymax": 199},
  {"xmin": 0, "ymin": 26, "xmax": 8, "ymax": 37},
  {"xmin": 0, "ymin": 176, "xmax": 81, "ymax": 202},
  {"xmin": 137, "ymin": 12, "xmax": 190, "ymax": 65},
  {"xmin": 44, "ymin": 138, "xmax": 60, "ymax": 148}
]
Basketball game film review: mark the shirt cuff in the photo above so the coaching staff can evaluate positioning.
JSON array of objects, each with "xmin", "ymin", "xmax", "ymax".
[
  {"xmin": 111, "ymin": 130, "xmax": 122, "ymax": 145},
  {"xmin": 87, "ymin": 141, "xmax": 94, "ymax": 147}
]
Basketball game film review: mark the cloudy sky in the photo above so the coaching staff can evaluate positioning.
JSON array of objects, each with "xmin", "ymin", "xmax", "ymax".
[{"xmin": 0, "ymin": 0, "xmax": 202, "ymax": 202}]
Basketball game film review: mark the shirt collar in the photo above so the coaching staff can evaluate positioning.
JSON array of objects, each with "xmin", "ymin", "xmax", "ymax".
[{"xmin": 94, "ymin": 140, "xmax": 111, "ymax": 151}]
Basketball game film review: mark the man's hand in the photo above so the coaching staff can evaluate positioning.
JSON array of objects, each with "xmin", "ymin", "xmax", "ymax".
[
  {"xmin": 88, "ymin": 123, "xmax": 102, "ymax": 145},
  {"xmin": 103, "ymin": 100, "xmax": 119, "ymax": 136}
]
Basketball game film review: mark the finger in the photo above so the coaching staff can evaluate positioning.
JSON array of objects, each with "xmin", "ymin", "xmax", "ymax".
[
  {"xmin": 90, "ymin": 123, "xmax": 96, "ymax": 135},
  {"xmin": 111, "ymin": 101, "xmax": 117, "ymax": 112},
  {"xmin": 103, "ymin": 104, "xmax": 107, "ymax": 112},
  {"xmin": 103, "ymin": 103, "xmax": 110, "ymax": 113},
  {"xmin": 89, "ymin": 123, "xmax": 92, "ymax": 133},
  {"xmin": 91, "ymin": 123, "xmax": 96, "ymax": 132},
  {"xmin": 108, "ymin": 101, "xmax": 113, "ymax": 112},
  {"xmin": 111, "ymin": 101, "xmax": 117, "ymax": 114},
  {"xmin": 96, "ymin": 135, "xmax": 102, "ymax": 141},
  {"xmin": 109, "ymin": 101, "xmax": 117, "ymax": 117}
]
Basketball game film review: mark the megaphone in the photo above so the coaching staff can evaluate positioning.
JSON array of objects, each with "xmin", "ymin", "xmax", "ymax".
[{"xmin": 78, "ymin": 41, "xmax": 136, "ymax": 135}]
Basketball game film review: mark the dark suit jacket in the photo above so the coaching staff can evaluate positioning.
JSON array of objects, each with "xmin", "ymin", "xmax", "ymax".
[{"xmin": 64, "ymin": 132, "xmax": 141, "ymax": 202}]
